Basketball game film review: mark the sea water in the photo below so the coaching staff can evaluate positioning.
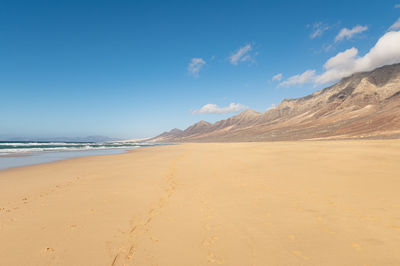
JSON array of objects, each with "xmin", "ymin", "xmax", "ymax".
[{"xmin": 0, "ymin": 141, "xmax": 158, "ymax": 170}]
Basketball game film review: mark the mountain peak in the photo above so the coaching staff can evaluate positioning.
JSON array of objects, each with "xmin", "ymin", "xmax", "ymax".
[
  {"xmin": 197, "ymin": 120, "xmax": 212, "ymax": 125},
  {"xmin": 184, "ymin": 120, "xmax": 212, "ymax": 135},
  {"xmin": 170, "ymin": 128, "xmax": 183, "ymax": 133},
  {"xmin": 230, "ymin": 109, "xmax": 262, "ymax": 121},
  {"xmin": 238, "ymin": 109, "xmax": 261, "ymax": 117}
]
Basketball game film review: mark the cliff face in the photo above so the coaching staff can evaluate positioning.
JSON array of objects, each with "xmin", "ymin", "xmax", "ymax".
[{"xmin": 151, "ymin": 63, "xmax": 400, "ymax": 142}]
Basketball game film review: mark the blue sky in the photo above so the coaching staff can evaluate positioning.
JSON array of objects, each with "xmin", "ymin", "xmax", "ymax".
[{"xmin": 1, "ymin": 0, "xmax": 400, "ymax": 139}]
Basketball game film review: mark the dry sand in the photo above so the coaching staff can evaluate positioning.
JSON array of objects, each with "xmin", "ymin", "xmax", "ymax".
[{"xmin": 1, "ymin": 141, "xmax": 400, "ymax": 265}]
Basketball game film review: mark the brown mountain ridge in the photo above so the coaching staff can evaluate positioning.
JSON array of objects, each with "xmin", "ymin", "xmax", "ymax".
[{"xmin": 150, "ymin": 63, "xmax": 400, "ymax": 142}]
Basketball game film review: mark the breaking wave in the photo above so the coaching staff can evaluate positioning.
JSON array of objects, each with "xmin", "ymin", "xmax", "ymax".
[{"xmin": 0, "ymin": 141, "xmax": 155, "ymax": 155}]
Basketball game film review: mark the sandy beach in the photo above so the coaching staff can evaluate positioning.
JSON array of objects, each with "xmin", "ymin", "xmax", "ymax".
[{"xmin": 1, "ymin": 141, "xmax": 400, "ymax": 265}]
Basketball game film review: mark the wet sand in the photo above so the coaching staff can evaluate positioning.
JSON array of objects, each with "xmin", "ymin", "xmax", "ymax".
[
  {"xmin": 0, "ymin": 154, "xmax": 32, "ymax": 157},
  {"xmin": 1, "ymin": 141, "xmax": 400, "ymax": 265}
]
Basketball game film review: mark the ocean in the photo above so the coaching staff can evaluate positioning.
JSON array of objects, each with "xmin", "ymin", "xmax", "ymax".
[{"xmin": 0, "ymin": 141, "xmax": 159, "ymax": 170}]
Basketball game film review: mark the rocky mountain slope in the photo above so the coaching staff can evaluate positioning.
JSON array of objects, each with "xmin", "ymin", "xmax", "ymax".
[{"xmin": 151, "ymin": 63, "xmax": 400, "ymax": 142}]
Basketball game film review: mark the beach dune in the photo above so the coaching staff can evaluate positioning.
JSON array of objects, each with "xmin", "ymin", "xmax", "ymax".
[{"xmin": 1, "ymin": 141, "xmax": 400, "ymax": 265}]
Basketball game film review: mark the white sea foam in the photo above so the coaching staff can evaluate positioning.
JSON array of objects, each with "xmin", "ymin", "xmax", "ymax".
[{"xmin": 0, "ymin": 141, "xmax": 143, "ymax": 154}]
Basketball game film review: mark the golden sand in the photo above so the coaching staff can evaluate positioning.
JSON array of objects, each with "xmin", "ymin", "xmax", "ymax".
[{"xmin": 1, "ymin": 141, "xmax": 400, "ymax": 265}]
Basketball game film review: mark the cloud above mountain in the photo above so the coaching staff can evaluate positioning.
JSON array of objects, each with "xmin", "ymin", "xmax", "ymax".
[
  {"xmin": 192, "ymin": 102, "xmax": 247, "ymax": 114},
  {"xmin": 335, "ymin": 25, "xmax": 368, "ymax": 42},
  {"xmin": 279, "ymin": 29, "xmax": 400, "ymax": 87},
  {"xmin": 279, "ymin": 70, "xmax": 316, "ymax": 87}
]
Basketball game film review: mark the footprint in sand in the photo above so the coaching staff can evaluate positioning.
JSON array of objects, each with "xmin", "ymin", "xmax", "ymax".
[
  {"xmin": 144, "ymin": 217, "xmax": 152, "ymax": 225},
  {"xmin": 41, "ymin": 247, "xmax": 57, "ymax": 264},
  {"xmin": 203, "ymin": 236, "xmax": 218, "ymax": 246},
  {"xmin": 126, "ymin": 244, "xmax": 135, "ymax": 259},
  {"xmin": 111, "ymin": 254, "xmax": 120, "ymax": 265},
  {"xmin": 151, "ymin": 236, "xmax": 159, "ymax": 243},
  {"xmin": 44, "ymin": 247, "xmax": 54, "ymax": 253},
  {"xmin": 41, "ymin": 247, "xmax": 55, "ymax": 258},
  {"xmin": 352, "ymin": 243, "xmax": 362, "ymax": 251},
  {"xmin": 207, "ymin": 252, "xmax": 224, "ymax": 264},
  {"xmin": 291, "ymin": 250, "xmax": 309, "ymax": 260}
]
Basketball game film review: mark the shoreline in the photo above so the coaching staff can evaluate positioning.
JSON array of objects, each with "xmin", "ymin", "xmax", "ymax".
[
  {"xmin": 0, "ymin": 147, "xmax": 150, "ymax": 171},
  {"xmin": 1, "ymin": 140, "xmax": 400, "ymax": 265},
  {"xmin": 0, "ymin": 153, "xmax": 32, "ymax": 158},
  {"xmin": 0, "ymin": 149, "xmax": 126, "ymax": 173},
  {"xmin": 0, "ymin": 138, "xmax": 392, "ymax": 171},
  {"xmin": 0, "ymin": 141, "xmax": 159, "ymax": 171}
]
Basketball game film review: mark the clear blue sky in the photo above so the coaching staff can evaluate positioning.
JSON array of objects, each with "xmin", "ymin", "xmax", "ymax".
[{"xmin": 1, "ymin": 0, "xmax": 399, "ymax": 139}]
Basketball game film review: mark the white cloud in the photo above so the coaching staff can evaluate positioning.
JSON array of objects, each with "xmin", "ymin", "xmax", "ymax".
[
  {"xmin": 279, "ymin": 30, "xmax": 400, "ymax": 86},
  {"xmin": 314, "ymin": 48, "xmax": 358, "ymax": 84},
  {"xmin": 272, "ymin": 73, "xmax": 283, "ymax": 81},
  {"xmin": 395, "ymin": 4, "xmax": 400, "ymax": 8},
  {"xmin": 335, "ymin": 25, "xmax": 368, "ymax": 42},
  {"xmin": 310, "ymin": 22, "xmax": 330, "ymax": 39},
  {"xmin": 317, "ymin": 30, "xmax": 400, "ymax": 84},
  {"xmin": 324, "ymin": 47, "xmax": 358, "ymax": 68},
  {"xmin": 389, "ymin": 18, "xmax": 400, "ymax": 31},
  {"xmin": 229, "ymin": 44, "xmax": 253, "ymax": 65},
  {"xmin": 278, "ymin": 70, "xmax": 316, "ymax": 87},
  {"xmin": 192, "ymin": 102, "xmax": 247, "ymax": 114},
  {"xmin": 188, "ymin": 58, "xmax": 206, "ymax": 77}
]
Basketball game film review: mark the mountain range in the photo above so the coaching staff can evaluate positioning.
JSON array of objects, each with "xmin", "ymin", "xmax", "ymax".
[
  {"xmin": 0, "ymin": 136, "xmax": 117, "ymax": 143},
  {"xmin": 150, "ymin": 63, "xmax": 400, "ymax": 142}
]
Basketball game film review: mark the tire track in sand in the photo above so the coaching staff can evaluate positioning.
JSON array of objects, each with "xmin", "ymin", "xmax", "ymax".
[{"xmin": 110, "ymin": 151, "xmax": 185, "ymax": 266}]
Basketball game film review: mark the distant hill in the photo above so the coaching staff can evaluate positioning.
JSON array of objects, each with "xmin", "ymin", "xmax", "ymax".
[
  {"xmin": 150, "ymin": 63, "xmax": 400, "ymax": 142},
  {"xmin": 2, "ymin": 135, "xmax": 117, "ymax": 142}
]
